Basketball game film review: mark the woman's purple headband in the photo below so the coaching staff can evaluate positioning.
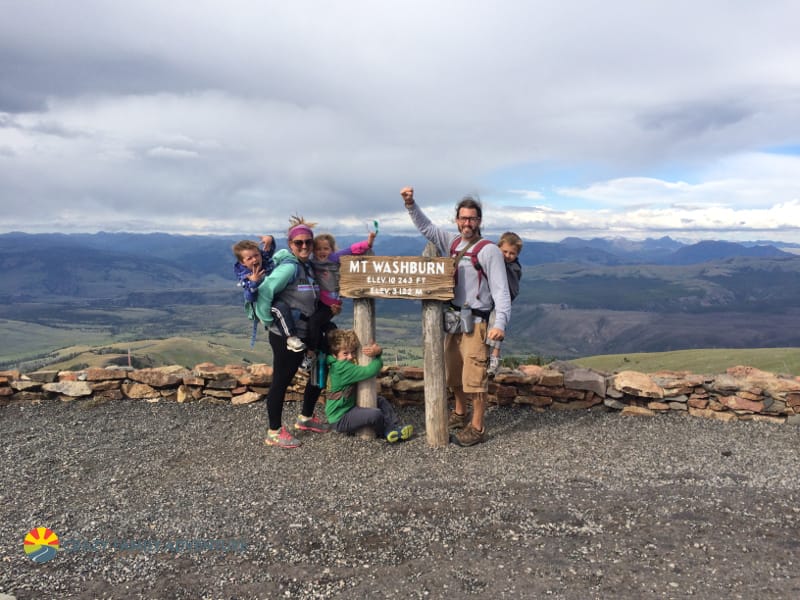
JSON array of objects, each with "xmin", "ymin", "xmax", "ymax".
[{"xmin": 288, "ymin": 224, "xmax": 314, "ymax": 240}]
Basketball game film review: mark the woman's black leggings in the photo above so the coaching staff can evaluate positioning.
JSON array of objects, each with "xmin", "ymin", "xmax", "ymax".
[{"xmin": 265, "ymin": 331, "xmax": 321, "ymax": 430}]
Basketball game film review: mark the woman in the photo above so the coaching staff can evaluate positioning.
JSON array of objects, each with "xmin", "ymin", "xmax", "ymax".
[{"xmin": 261, "ymin": 216, "xmax": 334, "ymax": 448}]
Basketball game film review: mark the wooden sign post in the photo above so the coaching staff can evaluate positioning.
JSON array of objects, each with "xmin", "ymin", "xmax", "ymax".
[{"xmin": 340, "ymin": 252, "xmax": 454, "ymax": 447}]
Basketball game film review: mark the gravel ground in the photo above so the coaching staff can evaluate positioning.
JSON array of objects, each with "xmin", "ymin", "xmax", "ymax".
[{"xmin": 2, "ymin": 398, "xmax": 799, "ymax": 599}]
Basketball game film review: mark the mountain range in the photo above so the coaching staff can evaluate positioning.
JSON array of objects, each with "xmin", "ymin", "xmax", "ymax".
[{"xmin": 2, "ymin": 231, "xmax": 799, "ymax": 368}]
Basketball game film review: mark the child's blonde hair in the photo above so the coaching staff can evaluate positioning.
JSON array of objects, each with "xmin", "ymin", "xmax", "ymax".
[
  {"xmin": 327, "ymin": 329, "xmax": 361, "ymax": 357},
  {"xmin": 314, "ymin": 233, "xmax": 338, "ymax": 252},
  {"xmin": 232, "ymin": 240, "xmax": 260, "ymax": 262},
  {"xmin": 498, "ymin": 231, "xmax": 523, "ymax": 253}
]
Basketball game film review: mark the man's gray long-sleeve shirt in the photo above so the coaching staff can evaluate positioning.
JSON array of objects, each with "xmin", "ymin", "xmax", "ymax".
[{"xmin": 407, "ymin": 202, "xmax": 511, "ymax": 332}]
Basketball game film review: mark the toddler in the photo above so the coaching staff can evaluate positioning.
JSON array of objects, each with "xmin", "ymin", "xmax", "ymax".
[{"xmin": 487, "ymin": 231, "xmax": 523, "ymax": 375}]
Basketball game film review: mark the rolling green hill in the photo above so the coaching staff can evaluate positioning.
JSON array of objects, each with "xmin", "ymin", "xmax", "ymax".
[{"xmin": 573, "ymin": 347, "xmax": 800, "ymax": 376}]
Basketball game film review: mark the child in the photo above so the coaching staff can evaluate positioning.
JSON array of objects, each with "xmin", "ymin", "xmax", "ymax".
[
  {"xmin": 301, "ymin": 230, "xmax": 376, "ymax": 375},
  {"xmin": 325, "ymin": 329, "xmax": 413, "ymax": 442},
  {"xmin": 486, "ymin": 231, "xmax": 523, "ymax": 376},
  {"xmin": 232, "ymin": 237, "xmax": 305, "ymax": 352}
]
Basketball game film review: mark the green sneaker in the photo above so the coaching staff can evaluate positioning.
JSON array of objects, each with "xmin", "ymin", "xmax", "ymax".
[{"xmin": 386, "ymin": 425, "xmax": 414, "ymax": 443}]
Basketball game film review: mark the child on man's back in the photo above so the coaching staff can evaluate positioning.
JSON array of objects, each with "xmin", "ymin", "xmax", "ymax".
[
  {"xmin": 487, "ymin": 231, "xmax": 523, "ymax": 376},
  {"xmin": 232, "ymin": 236, "xmax": 305, "ymax": 352},
  {"xmin": 325, "ymin": 328, "xmax": 413, "ymax": 442}
]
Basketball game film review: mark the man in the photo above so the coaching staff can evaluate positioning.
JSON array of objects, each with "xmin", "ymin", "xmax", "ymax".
[{"xmin": 401, "ymin": 186, "xmax": 511, "ymax": 446}]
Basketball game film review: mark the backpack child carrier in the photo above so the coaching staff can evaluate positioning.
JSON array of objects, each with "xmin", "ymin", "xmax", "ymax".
[{"xmin": 449, "ymin": 237, "xmax": 494, "ymax": 287}]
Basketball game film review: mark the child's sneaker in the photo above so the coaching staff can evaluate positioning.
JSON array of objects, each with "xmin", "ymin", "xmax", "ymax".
[
  {"xmin": 287, "ymin": 336, "xmax": 306, "ymax": 352},
  {"xmin": 294, "ymin": 415, "xmax": 330, "ymax": 433},
  {"xmin": 386, "ymin": 428, "xmax": 402, "ymax": 443},
  {"xmin": 386, "ymin": 425, "xmax": 414, "ymax": 443},
  {"xmin": 264, "ymin": 427, "xmax": 301, "ymax": 449},
  {"xmin": 487, "ymin": 355, "xmax": 500, "ymax": 376},
  {"xmin": 299, "ymin": 353, "xmax": 314, "ymax": 372}
]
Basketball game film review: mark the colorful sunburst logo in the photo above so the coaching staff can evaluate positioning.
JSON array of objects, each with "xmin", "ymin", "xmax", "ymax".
[{"xmin": 23, "ymin": 527, "xmax": 60, "ymax": 563}]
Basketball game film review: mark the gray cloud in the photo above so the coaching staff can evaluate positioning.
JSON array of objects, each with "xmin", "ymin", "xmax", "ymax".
[{"xmin": 1, "ymin": 1, "xmax": 800, "ymax": 239}]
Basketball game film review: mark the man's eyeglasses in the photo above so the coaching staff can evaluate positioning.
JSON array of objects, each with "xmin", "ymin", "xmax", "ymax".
[
  {"xmin": 291, "ymin": 239, "xmax": 313, "ymax": 248},
  {"xmin": 457, "ymin": 216, "xmax": 480, "ymax": 223}
]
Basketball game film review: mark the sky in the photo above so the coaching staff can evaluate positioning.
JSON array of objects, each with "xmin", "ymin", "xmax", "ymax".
[{"xmin": 1, "ymin": 0, "xmax": 800, "ymax": 243}]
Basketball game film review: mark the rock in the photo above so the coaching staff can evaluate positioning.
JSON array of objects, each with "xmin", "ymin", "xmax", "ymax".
[
  {"xmin": 720, "ymin": 395, "xmax": 764, "ymax": 413},
  {"xmin": 707, "ymin": 374, "xmax": 740, "ymax": 393},
  {"xmin": 248, "ymin": 363, "xmax": 273, "ymax": 377},
  {"xmin": 121, "ymin": 383, "xmax": 161, "ymax": 399},
  {"xmin": 85, "ymin": 367, "xmax": 129, "ymax": 381},
  {"xmin": 647, "ymin": 401, "xmax": 670, "ymax": 411},
  {"xmin": 563, "ymin": 367, "xmax": 607, "ymax": 397},
  {"xmin": 688, "ymin": 398, "xmax": 709, "ymax": 409},
  {"xmin": 517, "ymin": 364, "xmax": 544, "ymax": 378},
  {"xmin": 611, "ymin": 371, "xmax": 664, "ymax": 399},
  {"xmin": 515, "ymin": 395, "xmax": 553, "ymax": 408},
  {"xmin": 393, "ymin": 379, "xmax": 425, "ymax": 393},
  {"xmin": 551, "ymin": 396, "xmax": 602, "ymax": 410},
  {"xmin": 688, "ymin": 407, "xmax": 738, "ymax": 422},
  {"xmin": 493, "ymin": 372, "xmax": 534, "ymax": 385},
  {"xmin": 538, "ymin": 369, "xmax": 564, "ymax": 387},
  {"xmin": 11, "ymin": 380, "xmax": 41, "ymax": 392},
  {"xmin": 128, "ymin": 368, "xmax": 185, "ymax": 388},
  {"xmin": 26, "ymin": 370, "xmax": 59, "ymax": 383},
  {"xmin": 621, "ymin": 405, "xmax": 655, "ymax": 417},
  {"xmin": 223, "ymin": 365, "xmax": 248, "ymax": 377},
  {"xmin": 193, "ymin": 363, "xmax": 230, "ymax": 380},
  {"xmin": 177, "ymin": 385, "xmax": 202, "ymax": 403},
  {"xmin": 89, "ymin": 380, "xmax": 122, "ymax": 392},
  {"xmin": 42, "ymin": 381, "xmax": 93, "ymax": 397},
  {"xmin": 399, "ymin": 366, "xmax": 424, "ymax": 380},
  {"xmin": 603, "ymin": 398, "xmax": 626, "ymax": 410},
  {"xmin": 232, "ymin": 391, "xmax": 261, "ymax": 405},
  {"xmin": 663, "ymin": 395, "xmax": 688, "ymax": 403},
  {"xmin": 206, "ymin": 378, "xmax": 238, "ymax": 390}
]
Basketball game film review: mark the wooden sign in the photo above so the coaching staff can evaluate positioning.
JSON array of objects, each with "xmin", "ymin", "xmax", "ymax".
[{"xmin": 340, "ymin": 256, "xmax": 454, "ymax": 301}]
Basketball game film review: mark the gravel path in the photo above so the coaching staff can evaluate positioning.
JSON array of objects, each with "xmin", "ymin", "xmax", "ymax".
[{"xmin": 2, "ymin": 398, "xmax": 799, "ymax": 599}]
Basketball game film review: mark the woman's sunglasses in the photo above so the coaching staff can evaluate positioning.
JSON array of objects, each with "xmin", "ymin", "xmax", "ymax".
[{"xmin": 291, "ymin": 239, "xmax": 313, "ymax": 248}]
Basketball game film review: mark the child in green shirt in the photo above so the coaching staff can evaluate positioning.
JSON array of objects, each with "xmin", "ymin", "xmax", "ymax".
[{"xmin": 325, "ymin": 329, "xmax": 413, "ymax": 442}]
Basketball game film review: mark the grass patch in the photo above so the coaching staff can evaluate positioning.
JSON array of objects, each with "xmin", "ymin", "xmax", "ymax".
[{"xmin": 573, "ymin": 347, "xmax": 800, "ymax": 375}]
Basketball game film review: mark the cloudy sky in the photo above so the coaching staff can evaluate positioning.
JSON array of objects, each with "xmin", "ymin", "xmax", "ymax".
[{"xmin": 2, "ymin": 0, "xmax": 800, "ymax": 242}]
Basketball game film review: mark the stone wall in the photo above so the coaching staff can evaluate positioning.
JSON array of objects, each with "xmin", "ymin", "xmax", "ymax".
[{"xmin": 2, "ymin": 362, "xmax": 800, "ymax": 424}]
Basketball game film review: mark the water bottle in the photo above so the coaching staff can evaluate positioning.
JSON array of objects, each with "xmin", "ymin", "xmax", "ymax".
[{"xmin": 460, "ymin": 303, "xmax": 474, "ymax": 334}]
